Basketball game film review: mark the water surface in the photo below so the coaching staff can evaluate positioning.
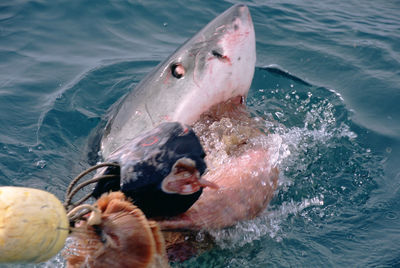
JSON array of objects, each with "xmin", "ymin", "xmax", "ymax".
[{"xmin": 1, "ymin": 0, "xmax": 399, "ymax": 267}]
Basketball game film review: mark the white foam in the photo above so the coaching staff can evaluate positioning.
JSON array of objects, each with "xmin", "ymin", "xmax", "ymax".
[{"xmin": 209, "ymin": 195, "xmax": 325, "ymax": 248}]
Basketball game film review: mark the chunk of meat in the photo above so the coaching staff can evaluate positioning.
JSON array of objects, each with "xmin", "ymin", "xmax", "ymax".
[{"xmin": 158, "ymin": 149, "xmax": 278, "ymax": 230}]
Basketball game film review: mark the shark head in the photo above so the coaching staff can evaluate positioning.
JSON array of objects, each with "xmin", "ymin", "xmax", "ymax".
[
  {"xmin": 163, "ymin": 4, "xmax": 256, "ymax": 123},
  {"xmin": 101, "ymin": 4, "xmax": 256, "ymax": 159}
]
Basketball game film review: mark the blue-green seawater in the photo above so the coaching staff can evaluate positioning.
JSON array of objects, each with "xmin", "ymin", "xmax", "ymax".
[{"xmin": 1, "ymin": 0, "xmax": 399, "ymax": 267}]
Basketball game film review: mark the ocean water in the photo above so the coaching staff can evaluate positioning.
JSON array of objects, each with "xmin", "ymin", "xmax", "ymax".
[{"xmin": 1, "ymin": 0, "xmax": 399, "ymax": 267}]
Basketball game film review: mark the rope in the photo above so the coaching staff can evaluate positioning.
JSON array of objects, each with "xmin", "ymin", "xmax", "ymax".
[
  {"xmin": 65, "ymin": 162, "xmax": 119, "ymax": 197},
  {"xmin": 64, "ymin": 162, "xmax": 120, "ymax": 223},
  {"xmin": 67, "ymin": 204, "xmax": 102, "ymax": 226}
]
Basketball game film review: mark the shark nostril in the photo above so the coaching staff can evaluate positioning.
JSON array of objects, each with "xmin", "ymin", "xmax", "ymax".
[
  {"xmin": 212, "ymin": 50, "xmax": 231, "ymax": 63},
  {"xmin": 212, "ymin": 50, "xmax": 225, "ymax": 59}
]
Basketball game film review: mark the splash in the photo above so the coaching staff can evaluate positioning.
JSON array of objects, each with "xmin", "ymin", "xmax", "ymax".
[
  {"xmin": 209, "ymin": 196, "xmax": 324, "ymax": 248},
  {"xmin": 200, "ymin": 66, "xmax": 380, "ymax": 251}
]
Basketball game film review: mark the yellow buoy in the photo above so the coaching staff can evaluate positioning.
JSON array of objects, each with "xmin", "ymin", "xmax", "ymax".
[{"xmin": 0, "ymin": 186, "xmax": 69, "ymax": 263}]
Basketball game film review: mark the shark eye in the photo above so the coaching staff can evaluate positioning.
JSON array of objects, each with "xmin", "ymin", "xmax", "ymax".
[{"xmin": 171, "ymin": 63, "xmax": 185, "ymax": 79}]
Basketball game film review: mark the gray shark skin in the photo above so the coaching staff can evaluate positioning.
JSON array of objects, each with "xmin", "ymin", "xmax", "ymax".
[{"xmin": 101, "ymin": 4, "xmax": 256, "ymax": 159}]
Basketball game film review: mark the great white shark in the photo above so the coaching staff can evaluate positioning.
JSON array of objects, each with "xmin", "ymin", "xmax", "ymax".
[
  {"xmin": 95, "ymin": 4, "xmax": 278, "ymax": 231},
  {"xmin": 101, "ymin": 4, "xmax": 256, "ymax": 159}
]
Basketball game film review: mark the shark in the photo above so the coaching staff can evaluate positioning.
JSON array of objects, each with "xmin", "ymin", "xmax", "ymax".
[{"xmin": 93, "ymin": 4, "xmax": 278, "ymax": 230}]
